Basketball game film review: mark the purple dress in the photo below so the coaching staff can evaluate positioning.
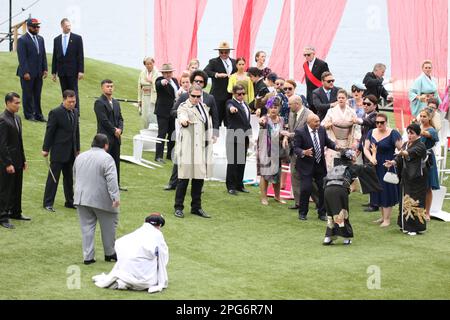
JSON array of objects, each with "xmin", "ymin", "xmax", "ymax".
[{"xmin": 367, "ymin": 129, "xmax": 402, "ymax": 207}]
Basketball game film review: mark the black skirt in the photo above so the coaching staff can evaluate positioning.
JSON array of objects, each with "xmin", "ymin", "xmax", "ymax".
[{"xmin": 324, "ymin": 185, "xmax": 353, "ymax": 239}]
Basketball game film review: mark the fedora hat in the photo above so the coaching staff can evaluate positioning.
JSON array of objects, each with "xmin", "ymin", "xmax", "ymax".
[
  {"xmin": 214, "ymin": 41, "xmax": 234, "ymax": 51},
  {"xmin": 160, "ymin": 63, "xmax": 175, "ymax": 72}
]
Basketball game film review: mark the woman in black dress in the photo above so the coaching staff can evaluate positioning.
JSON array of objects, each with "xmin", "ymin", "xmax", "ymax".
[{"xmin": 384, "ymin": 123, "xmax": 428, "ymax": 236}]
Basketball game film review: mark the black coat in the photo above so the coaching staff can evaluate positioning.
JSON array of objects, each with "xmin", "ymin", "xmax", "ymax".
[
  {"xmin": 16, "ymin": 33, "xmax": 48, "ymax": 78},
  {"xmin": 0, "ymin": 110, "xmax": 26, "ymax": 169},
  {"xmin": 94, "ymin": 95, "xmax": 124, "ymax": 145},
  {"xmin": 42, "ymin": 105, "xmax": 80, "ymax": 163},
  {"xmin": 171, "ymin": 91, "xmax": 219, "ymax": 133},
  {"xmin": 305, "ymin": 58, "xmax": 329, "ymax": 109},
  {"xmin": 225, "ymin": 99, "xmax": 252, "ymax": 144},
  {"xmin": 51, "ymin": 33, "xmax": 84, "ymax": 76},
  {"xmin": 363, "ymin": 72, "xmax": 389, "ymax": 101},
  {"xmin": 155, "ymin": 77, "xmax": 179, "ymax": 118},
  {"xmin": 294, "ymin": 125, "xmax": 336, "ymax": 175},
  {"xmin": 312, "ymin": 86, "xmax": 341, "ymax": 121},
  {"xmin": 204, "ymin": 57, "xmax": 237, "ymax": 101}
]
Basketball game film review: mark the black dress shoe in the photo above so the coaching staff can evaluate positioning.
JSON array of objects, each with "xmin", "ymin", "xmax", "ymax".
[
  {"xmin": 0, "ymin": 221, "xmax": 15, "ymax": 229},
  {"xmin": 237, "ymin": 188, "xmax": 250, "ymax": 193},
  {"xmin": 25, "ymin": 117, "xmax": 37, "ymax": 122},
  {"xmin": 44, "ymin": 206, "xmax": 56, "ymax": 213},
  {"xmin": 299, "ymin": 215, "xmax": 307, "ymax": 221},
  {"xmin": 35, "ymin": 117, "xmax": 47, "ymax": 122},
  {"xmin": 228, "ymin": 190, "xmax": 238, "ymax": 196},
  {"xmin": 83, "ymin": 259, "xmax": 96, "ymax": 265},
  {"xmin": 174, "ymin": 210, "xmax": 185, "ymax": 218},
  {"xmin": 362, "ymin": 203, "xmax": 371, "ymax": 207},
  {"xmin": 318, "ymin": 215, "xmax": 327, "ymax": 221},
  {"xmin": 155, "ymin": 158, "xmax": 166, "ymax": 164},
  {"xmin": 65, "ymin": 204, "xmax": 76, "ymax": 209},
  {"xmin": 191, "ymin": 209, "xmax": 211, "ymax": 218},
  {"xmin": 364, "ymin": 206, "xmax": 379, "ymax": 212},
  {"xmin": 9, "ymin": 214, "xmax": 31, "ymax": 221},
  {"xmin": 288, "ymin": 205, "xmax": 300, "ymax": 210},
  {"xmin": 105, "ymin": 253, "xmax": 117, "ymax": 262},
  {"xmin": 164, "ymin": 185, "xmax": 176, "ymax": 191}
]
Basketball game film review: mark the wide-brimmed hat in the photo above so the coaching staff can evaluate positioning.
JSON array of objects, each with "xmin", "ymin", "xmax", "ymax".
[
  {"xmin": 160, "ymin": 63, "xmax": 175, "ymax": 72},
  {"xmin": 26, "ymin": 18, "xmax": 41, "ymax": 27},
  {"xmin": 214, "ymin": 41, "xmax": 234, "ymax": 51}
]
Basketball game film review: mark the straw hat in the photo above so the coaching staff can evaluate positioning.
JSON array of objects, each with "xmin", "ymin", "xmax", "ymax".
[
  {"xmin": 160, "ymin": 63, "xmax": 175, "ymax": 72},
  {"xmin": 214, "ymin": 41, "xmax": 234, "ymax": 51}
]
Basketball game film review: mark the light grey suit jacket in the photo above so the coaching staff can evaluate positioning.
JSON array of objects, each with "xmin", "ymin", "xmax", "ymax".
[
  {"xmin": 288, "ymin": 107, "xmax": 311, "ymax": 155},
  {"xmin": 73, "ymin": 147, "xmax": 120, "ymax": 213}
]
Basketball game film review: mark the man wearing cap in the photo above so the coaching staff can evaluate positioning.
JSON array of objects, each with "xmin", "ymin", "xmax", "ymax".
[
  {"xmin": 16, "ymin": 18, "xmax": 48, "ymax": 122},
  {"xmin": 155, "ymin": 63, "xmax": 179, "ymax": 163},
  {"xmin": 303, "ymin": 46, "xmax": 329, "ymax": 115},
  {"xmin": 204, "ymin": 41, "xmax": 237, "ymax": 127},
  {"xmin": 51, "ymin": 18, "xmax": 84, "ymax": 111},
  {"xmin": 92, "ymin": 213, "xmax": 169, "ymax": 293}
]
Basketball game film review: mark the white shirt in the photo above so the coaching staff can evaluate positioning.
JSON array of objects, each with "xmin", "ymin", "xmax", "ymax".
[
  {"xmin": 221, "ymin": 58, "xmax": 232, "ymax": 75},
  {"xmin": 308, "ymin": 58, "xmax": 316, "ymax": 71},
  {"xmin": 308, "ymin": 125, "xmax": 321, "ymax": 146},
  {"xmin": 169, "ymin": 79, "xmax": 178, "ymax": 94}
]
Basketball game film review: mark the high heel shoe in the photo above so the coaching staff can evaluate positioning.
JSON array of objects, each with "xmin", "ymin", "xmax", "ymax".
[{"xmin": 261, "ymin": 199, "xmax": 269, "ymax": 206}]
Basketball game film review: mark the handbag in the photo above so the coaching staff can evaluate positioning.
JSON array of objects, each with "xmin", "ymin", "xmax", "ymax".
[{"xmin": 383, "ymin": 166, "xmax": 399, "ymax": 184}]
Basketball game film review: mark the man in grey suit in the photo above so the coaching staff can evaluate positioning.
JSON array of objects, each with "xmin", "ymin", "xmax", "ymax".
[
  {"xmin": 73, "ymin": 134, "xmax": 120, "ymax": 265},
  {"xmin": 282, "ymin": 95, "xmax": 311, "ymax": 210}
]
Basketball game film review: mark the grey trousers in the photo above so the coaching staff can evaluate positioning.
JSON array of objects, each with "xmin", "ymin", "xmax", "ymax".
[
  {"xmin": 290, "ymin": 155, "xmax": 301, "ymax": 206},
  {"xmin": 77, "ymin": 205, "xmax": 118, "ymax": 261}
]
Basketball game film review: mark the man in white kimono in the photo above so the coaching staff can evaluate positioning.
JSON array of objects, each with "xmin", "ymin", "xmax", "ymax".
[{"xmin": 92, "ymin": 213, "xmax": 169, "ymax": 293}]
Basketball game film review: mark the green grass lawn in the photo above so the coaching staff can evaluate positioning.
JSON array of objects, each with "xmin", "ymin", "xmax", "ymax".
[{"xmin": 1, "ymin": 52, "xmax": 450, "ymax": 300}]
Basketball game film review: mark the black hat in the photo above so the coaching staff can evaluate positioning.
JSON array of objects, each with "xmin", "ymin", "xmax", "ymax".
[{"xmin": 145, "ymin": 213, "xmax": 165, "ymax": 227}]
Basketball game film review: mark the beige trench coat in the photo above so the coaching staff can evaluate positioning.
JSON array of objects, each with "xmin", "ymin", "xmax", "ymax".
[{"xmin": 176, "ymin": 100, "xmax": 214, "ymax": 179}]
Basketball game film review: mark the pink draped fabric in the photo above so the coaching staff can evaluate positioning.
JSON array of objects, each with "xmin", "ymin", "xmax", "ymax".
[
  {"xmin": 154, "ymin": 0, "xmax": 207, "ymax": 77},
  {"xmin": 269, "ymin": 0, "xmax": 347, "ymax": 81},
  {"xmin": 387, "ymin": 0, "xmax": 448, "ymax": 129},
  {"xmin": 233, "ymin": 0, "xmax": 268, "ymax": 63}
]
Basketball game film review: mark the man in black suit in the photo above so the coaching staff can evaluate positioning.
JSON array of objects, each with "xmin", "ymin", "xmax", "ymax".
[
  {"xmin": 248, "ymin": 67, "xmax": 269, "ymax": 113},
  {"xmin": 94, "ymin": 79, "xmax": 125, "ymax": 190},
  {"xmin": 312, "ymin": 71, "xmax": 341, "ymax": 121},
  {"xmin": 155, "ymin": 63, "xmax": 179, "ymax": 163},
  {"xmin": 164, "ymin": 69, "xmax": 218, "ymax": 190},
  {"xmin": 204, "ymin": 41, "xmax": 237, "ymax": 126},
  {"xmin": 42, "ymin": 90, "xmax": 80, "ymax": 212},
  {"xmin": 225, "ymin": 84, "xmax": 252, "ymax": 195},
  {"xmin": 16, "ymin": 18, "xmax": 48, "ymax": 122},
  {"xmin": 0, "ymin": 93, "xmax": 31, "ymax": 229},
  {"xmin": 303, "ymin": 46, "xmax": 329, "ymax": 114},
  {"xmin": 294, "ymin": 113, "xmax": 336, "ymax": 221},
  {"xmin": 362, "ymin": 63, "xmax": 393, "ymax": 103},
  {"xmin": 51, "ymin": 18, "xmax": 84, "ymax": 110}
]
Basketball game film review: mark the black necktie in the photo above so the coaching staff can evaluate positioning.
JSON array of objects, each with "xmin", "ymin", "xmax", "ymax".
[
  {"xmin": 14, "ymin": 116, "xmax": 20, "ymax": 133},
  {"xmin": 68, "ymin": 110, "xmax": 74, "ymax": 126}
]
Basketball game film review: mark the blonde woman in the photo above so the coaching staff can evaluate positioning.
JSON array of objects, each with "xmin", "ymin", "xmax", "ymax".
[
  {"xmin": 187, "ymin": 59, "xmax": 200, "ymax": 74},
  {"xmin": 138, "ymin": 57, "xmax": 161, "ymax": 129}
]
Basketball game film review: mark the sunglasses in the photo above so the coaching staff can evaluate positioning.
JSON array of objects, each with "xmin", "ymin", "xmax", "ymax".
[
  {"xmin": 219, "ymin": 51, "xmax": 230, "ymax": 54},
  {"xmin": 375, "ymin": 121, "xmax": 386, "ymax": 125},
  {"xmin": 236, "ymin": 92, "xmax": 245, "ymax": 96},
  {"xmin": 304, "ymin": 53, "xmax": 312, "ymax": 57},
  {"xmin": 363, "ymin": 102, "xmax": 372, "ymax": 106},
  {"xmin": 193, "ymin": 79, "xmax": 204, "ymax": 84},
  {"xmin": 284, "ymin": 87, "xmax": 293, "ymax": 91},
  {"xmin": 325, "ymin": 79, "xmax": 335, "ymax": 83},
  {"xmin": 190, "ymin": 94, "xmax": 202, "ymax": 98}
]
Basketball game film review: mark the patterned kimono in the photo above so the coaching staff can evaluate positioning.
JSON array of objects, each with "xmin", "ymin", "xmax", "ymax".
[
  {"xmin": 409, "ymin": 73, "xmax": 441, "ymax": 117},
  {"xmin": 322, "ymin": 105, "xmax": 361, "ymax": 170}
]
